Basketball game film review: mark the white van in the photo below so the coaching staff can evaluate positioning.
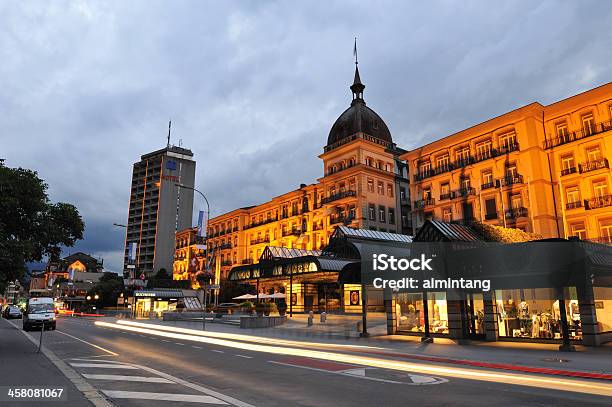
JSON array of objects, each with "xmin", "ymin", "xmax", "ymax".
[{"xmin": 23, "ymin": 297, "xmax": 56, "ymax": 331}]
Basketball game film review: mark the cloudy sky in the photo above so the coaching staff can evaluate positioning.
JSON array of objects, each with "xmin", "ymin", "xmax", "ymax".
[{"xmin": 2, "ymin": 1, "xmax": 611, "ymax": 273}]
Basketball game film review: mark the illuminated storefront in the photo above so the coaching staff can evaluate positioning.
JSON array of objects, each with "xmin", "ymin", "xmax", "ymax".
[{"xmin": 133, "ymin": 289, "xmax": 201, "ymax": 318}]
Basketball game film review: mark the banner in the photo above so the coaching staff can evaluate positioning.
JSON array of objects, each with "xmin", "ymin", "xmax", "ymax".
[{"xmin": 197, "ymin": 210, "xmax": 205, "ymax": 238}]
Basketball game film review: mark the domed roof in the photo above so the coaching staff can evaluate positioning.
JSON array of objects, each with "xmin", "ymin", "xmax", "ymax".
[{"xmin": 327, "ymin": 66, "xmax": 392, "ymax": 148}]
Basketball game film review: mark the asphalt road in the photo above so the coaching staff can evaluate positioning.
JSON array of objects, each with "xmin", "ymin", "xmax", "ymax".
[{"xmin": 5, "ymin": 316, "xmax": 612, "ymax": 407}]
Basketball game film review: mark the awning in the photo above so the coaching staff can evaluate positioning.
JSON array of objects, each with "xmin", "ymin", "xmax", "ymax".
[{"xmin": 134, "ymin": 289, "xmax": 185, "ymax": 299}]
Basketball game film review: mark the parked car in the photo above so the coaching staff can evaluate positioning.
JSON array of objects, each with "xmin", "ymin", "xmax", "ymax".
[
  {"xmin": 213, "ymin": 303, "xmax": 240, "ymax": 314},
  {"xmin": 4, "ymin": 306, "xmax": 22, "ymax": 319}
]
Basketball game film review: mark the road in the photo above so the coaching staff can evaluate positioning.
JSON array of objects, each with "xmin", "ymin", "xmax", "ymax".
[{"xmin": 4, "ymin": 316, "xmax": 612, "ymax": 406}]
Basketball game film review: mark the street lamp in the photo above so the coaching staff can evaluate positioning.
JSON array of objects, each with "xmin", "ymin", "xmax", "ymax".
[
  {"xmin": 94, "ymin": 294, "xmax": 99, "ymax": 300},
  {"xmin": 86, "ymin": 295, "xmax": 91, "ymax": 301},
  {"xmin": 175, "ymin": 183, "xmax": 211, "ymax": 330}
]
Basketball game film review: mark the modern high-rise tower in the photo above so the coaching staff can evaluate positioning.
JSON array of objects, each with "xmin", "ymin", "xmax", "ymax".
[{"xmin": 123, "ymin": 145, "xmax": 196, "ymax": 277}]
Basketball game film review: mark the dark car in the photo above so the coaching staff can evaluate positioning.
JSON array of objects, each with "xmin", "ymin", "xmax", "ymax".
[{"xmin": 4, "ymin": 306, "xmax": 22, "ymax": 319}]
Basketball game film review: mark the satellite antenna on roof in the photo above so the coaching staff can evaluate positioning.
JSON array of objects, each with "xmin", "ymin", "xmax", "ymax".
[{"xmin": 167, "ymin": 120, "xmax": 172, "ymax": 148}]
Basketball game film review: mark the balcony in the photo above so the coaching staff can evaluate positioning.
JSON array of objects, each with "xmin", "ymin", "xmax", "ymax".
[
  {"xmin": 565, "ymin": 201, "xmax": 583, "ymax": 210},
  {"xmin": 281, "ymin": 228, "xmax": 301, "ymax": 237},
  {"xmin": 330, "ymin": 214, "xmax": 355, "ymax": 225},
  {"xmin": 505, "ymin": 207, "xmax": 528, "ymax": 219},
  {"xmin": 414, "ymin": 143, "xmax": 520, "ymax": 182},
  {"xmin": 560, "ymin": 167, "xmax": 577, "ymax": 177},
  {"xmin": 544, "ymin": 119, "xmax": 612, "ymax": 149},
  {"xmin": 500, "ymin": 174, "xmax": 524, "ymax": 187},
  {"xmin": 221, "ymin": 260, "xmax": 233, "ymax": 267},
  {"xmin": 218, "ymin": 243, "xmax": 232, "ymax": 250},
  {"xmin": 481, "ymin": 182, "xmax": 495, "ymax": 190},
  {"xmin": 321, "ymin": 190, "xmax": 356, "ymax": 204},
  {"xmin": 455, "ymin": 187, "xmax": 475, "ymax": 198},
  {"xmin": 439, "ymin": 192, "xmax": 453, "ymax": 201},
  {"xmin": 244, "ymin": 216, "xmax": 278, "ymax": 230},
  {"xmin": 579, "ymin": 158, "xmax": 609, "ymax": 174},
  {"xmin": 586, "ymin": 236, "xmax": 612, "ymax": 245},
  {"xmin": 250, "ymin": 237, "xmax": 270, "ymax": 245},
  {"xmin": 585, "ymin": 195, "xmax": 612, "ymax": 210},
  {"xmin": 414, "ymin": 198, "xmax": 435, "ymax": 210},
  {"xmin": 241, "ymin": 259, "xmax": 253, "ymax": 265}
]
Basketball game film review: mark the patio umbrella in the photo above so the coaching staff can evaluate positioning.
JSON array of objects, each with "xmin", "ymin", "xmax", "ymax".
[
  {"xmin": 268, "ymin": 293, "xmax": 287, "ymax": 299},
  {"xmin": 233, "ymin": 294, "xmax": 258, "ymax": 300}
]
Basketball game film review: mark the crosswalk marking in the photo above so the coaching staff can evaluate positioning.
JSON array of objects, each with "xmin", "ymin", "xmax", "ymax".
[
  {"xmin": 82, "ymin": 374, "xmax": 174, "ymax": 383},
  {"xmin": 70, "ymin": 363, "xmax": 138, "ymax": 369},
  {"xmin": 101, "ymin": 390, "xmax": 228, "ymax": 404}
]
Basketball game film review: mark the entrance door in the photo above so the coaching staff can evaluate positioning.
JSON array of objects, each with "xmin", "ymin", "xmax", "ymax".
[
  {"xmin": 466, "ymin": 293, "xmax": 485, "ymax": 339},
  {"xmin": 304, "ymin": 296, "xmax": 314, "ymax": 312}
]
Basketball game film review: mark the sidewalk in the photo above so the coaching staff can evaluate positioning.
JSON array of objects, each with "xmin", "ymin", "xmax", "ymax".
[
  {"xmin": 126, "ymin": 316, "xmax": 612, "ymax": 379},
  {"xmin": 0, "ymin": 318, "xmax": 92, "ymax": 406}
]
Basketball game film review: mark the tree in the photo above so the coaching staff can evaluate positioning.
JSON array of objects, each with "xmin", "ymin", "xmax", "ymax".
[
  {"xmin": 87, "ymin": 272, "xmax": 124, "ymax": 308},
  {"xmin": 0, "ymin": 163, "xmax": 84, "ymax": 292}
]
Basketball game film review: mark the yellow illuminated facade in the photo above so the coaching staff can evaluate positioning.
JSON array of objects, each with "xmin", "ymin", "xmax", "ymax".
[
  {"xmin": 173, "ymin": 65, "xmax": 411, "ymax": 284},
  {"xmin": 402, "ymin": 83, "xmax": 612, "ymax": 241}
]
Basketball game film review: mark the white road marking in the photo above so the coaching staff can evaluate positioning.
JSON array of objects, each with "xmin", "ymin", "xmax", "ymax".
[
  {"xmin": 235, "ymin": 355, "xmax": 252, "ymax": 359},
  {"xmin": 162, "ymin": 339, "xmax": 171, "ymax": 342},
  {"xmin": 192, "ymin": 346, "xmax": 202, "ymax": 349},
  {"xmin": 211, "ymin": 350, "xmax": 224, "ymax": 353},
  {"xmin": 83, "ymin": 374, "xmax": 174, "ymax": 383},
  {"xmin": 56, "ymin": 330, "xmax": 118, "ymax": 356},
  {"xmin": 70, "ymin": 363, "xmax": 138, "ymax": 369},
  {"xmin": 101, "ymin": 390, "xmax": 227, "ymax": 404},
  {"xmin": 174, "ymin": 342, "xmax": 185, "ymax": 346}
]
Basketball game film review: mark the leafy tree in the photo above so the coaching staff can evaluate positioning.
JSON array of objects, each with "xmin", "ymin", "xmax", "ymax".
[
  {"xmin": 0, "ymin": 163, "xmax": 84, "ymax": 292},
  {"xmin": 87, "ymin": 272, "xmax": 124, "ymax": 308}
]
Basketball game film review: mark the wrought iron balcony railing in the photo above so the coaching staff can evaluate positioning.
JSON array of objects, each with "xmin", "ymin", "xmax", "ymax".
[
  {"xmin": 505, "ymin": 207, "xmax": 528, "ymax": 219},
  {"xmin": 544, "ymin": 119, "xmax": 612, "ymax": 149},
  {"xmin": 414, "ymin": 198, "xmax": 435, "ymax": 210},
  {"xmin": 321, "ymin": 190, "xmax": 356, "ymax": 204},
  {"xmin": 585, "ymin": 194, "xmax": 612, "ymax": 210},
  {"xmin": 560, "ymin": 167, "xmax": 577, "ymax": 176},
  {"xmin": 565, "ymin": 201, "xmax": 583, "ymax": 210},
  {"xmin": 579, "ymin": 158, "xmax": 609, "ymax": 174}
]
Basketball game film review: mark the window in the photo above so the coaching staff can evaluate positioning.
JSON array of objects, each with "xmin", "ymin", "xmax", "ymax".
[
  {"xmin": 476, "ymin": 140, "xmax": 492, "ymax": 160},
  {"xmin": 423, "ymin": 187, "xmax": 432, "ymax": 200},
  {"xmin": 460, "ymin": 177, "xmax": 471, "ymax": 190},
  {"xmin": 570, "ymin": 222, "xmax": 587, "ymax": 240},
  {"xmin": 349, "ymin": 179, "xmax": 356, "ymax": 191},
  {"xmin": 482, "ymin": 170, "xmax": 493, "ymax": 187},
  {"xmin": 581, "ymin": 113, "xmax": 595, "ymax": 135},
  {"xmin": 499, "ymin": 131, "xmax": 517, "ymax": 150},
  {"xmin": 566, "ymin": 186, "xmax": 580, "ymax": 204},
  {"xmin": 399, "ymin": 187, "xmax": 406, "ymax": 200},
  {"xmin": 388, "ymin": 208, "xmax": 395, "ymax": 224},
  {"xmin": 593, "ymin": 180, "xmax": 609, "ymax": 197},
  {"xmin": 485, "ymin": 198, "xmax": 497, "ymax": 220},
  {"xmin": 419, "ymin": 161, "xmax": 431, "ymax": 175},
  {"xmin": 366, "ymin": 157, "xmax": 373, "ymax": 167},
  {"xmin": 586, "ymin": 146, "xmax": 602, "ymax": 162},
  {"xmin": 505, "ymin": 163, "xmax": 518, "ymax": 179},
  {"xmin": 440, "ymin": 182, "xmax": 450, "ymax": 195},
  {"xmin": 600, "ymin": 221, "xmax": 612, "ymax": 243},
  {"xmin": 378, "ymin": 206, "xmax": 386, "ymax": 222},
  {"xmin": 555, "ymin": 121, "xmax": 569, "ymax": 139},
  {"xmin": 442, "ymin": 207, "xmax": 452, "ymax": 223},
  {"xmin": 456, "ymin": 146, "xmax": 470, "ymax": 164},
  {"xmin": 377, "ymin": 181, "xmax": 384, "ymax": 195},
  {"xmin": 511, "ymin": 194, "xmax": 523, "ymax": 210},
  {"xmin": 560, "ymin": 154, "xmax": 576, "ymax": 175},
  {"xmin": 368, "ymin": 204, "xmax": 376, "ymax": 220},
  {"xmin": 462, "ymin": 202, "xmax": 474, "ymax": 220},
  {"xmin": 387, "ymin": 184, "xmax": 394, "ymax": 197},
  {"xmin": 436, "ymin": 154, "xmax": 450, "ymax": 170},
  {"xmin": 367, "ymin": 178, "xmax": 374, "ymax": 193}
]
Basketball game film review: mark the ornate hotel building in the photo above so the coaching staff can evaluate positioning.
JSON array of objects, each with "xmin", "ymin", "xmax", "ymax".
[
  {"xmin": 173, "ymin": 66, "xmax": 411, "ymax": 283},
  {"xmin": 402, "ymin": 83, "xmax": 612, "ymax": 242}
]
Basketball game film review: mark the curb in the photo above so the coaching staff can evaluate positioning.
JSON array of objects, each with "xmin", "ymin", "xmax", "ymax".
[{"xmin": 4, "ymin": 319, "xmax": 114, "ymax": 407}]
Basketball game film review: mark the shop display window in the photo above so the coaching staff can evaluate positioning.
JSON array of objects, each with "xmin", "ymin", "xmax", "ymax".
[
  {"xmin": 594, "ymin": 287, "xmax": 612, "ymax": 333},
  {"xmin": 427, "ymin": 292, "xmax": 449, "ymax": 334},
  {"xmin": 495, "ymin": 288, "xmax": 582, "ymax": 340},
  {"xmin": 395, "ymin": 292, "xmax": 448, "ymax": 334}
]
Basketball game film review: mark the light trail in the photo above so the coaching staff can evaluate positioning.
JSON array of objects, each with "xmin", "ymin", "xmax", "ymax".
[
  {"xmin": 95, "ymin": 320, "xmax": 612, "ymax": 397},
  {"xmin": 115, "ymin": 319, "xmax": 389, "ymax": 351}
]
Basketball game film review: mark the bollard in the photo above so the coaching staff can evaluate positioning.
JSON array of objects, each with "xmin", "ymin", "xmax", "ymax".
[
  {"xmin": 320, "ymin": 311, "xmax": 326, "ymax": 323},
  {"xmin": 356, "ymin": 321, "xmax": 362, "ymax": 332},
  {"xmin": 307, "ymin": 311, "xmax": 314, "ymax": 326}
]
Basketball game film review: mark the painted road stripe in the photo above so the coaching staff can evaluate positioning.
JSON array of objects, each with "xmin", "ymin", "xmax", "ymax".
[
  {"xmin": 192, "ymin": 346, "xmax": 202, "ymax": 349},
  {"xmin": 83, "ymin": 374, "xmax": 174, "ymax": 383},
  {"xmin": 211, "ymin": 350, "xmax": 224, "ymax": 353},
  {"xmin": 235, "ymin": 355, "xmax": 252, "ymax": 359},
  {"xmin": 101, "ymin": 390, "xmax": 227, "ymax": 404},
  {"xmin": 70, "ymin": 363, "xmax": 138, "ymax": 369},
  {"xmin": 174, "ymin": 342, "xmax": 185, "ymax": 346}
]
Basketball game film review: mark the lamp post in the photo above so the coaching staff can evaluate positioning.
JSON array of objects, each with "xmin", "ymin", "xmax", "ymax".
[{"xmin": 176, "ymin": 183, "xmax": 211, "ymax": 330}]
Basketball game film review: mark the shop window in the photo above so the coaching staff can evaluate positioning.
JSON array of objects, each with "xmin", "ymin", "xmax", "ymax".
[
  {"xmin": 494, "ymin": 288, "xmax": 582, "ymax": 340},
  {"xmin": 594, "ymin": 287, "xmax": 612, "ymax": 332}
]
